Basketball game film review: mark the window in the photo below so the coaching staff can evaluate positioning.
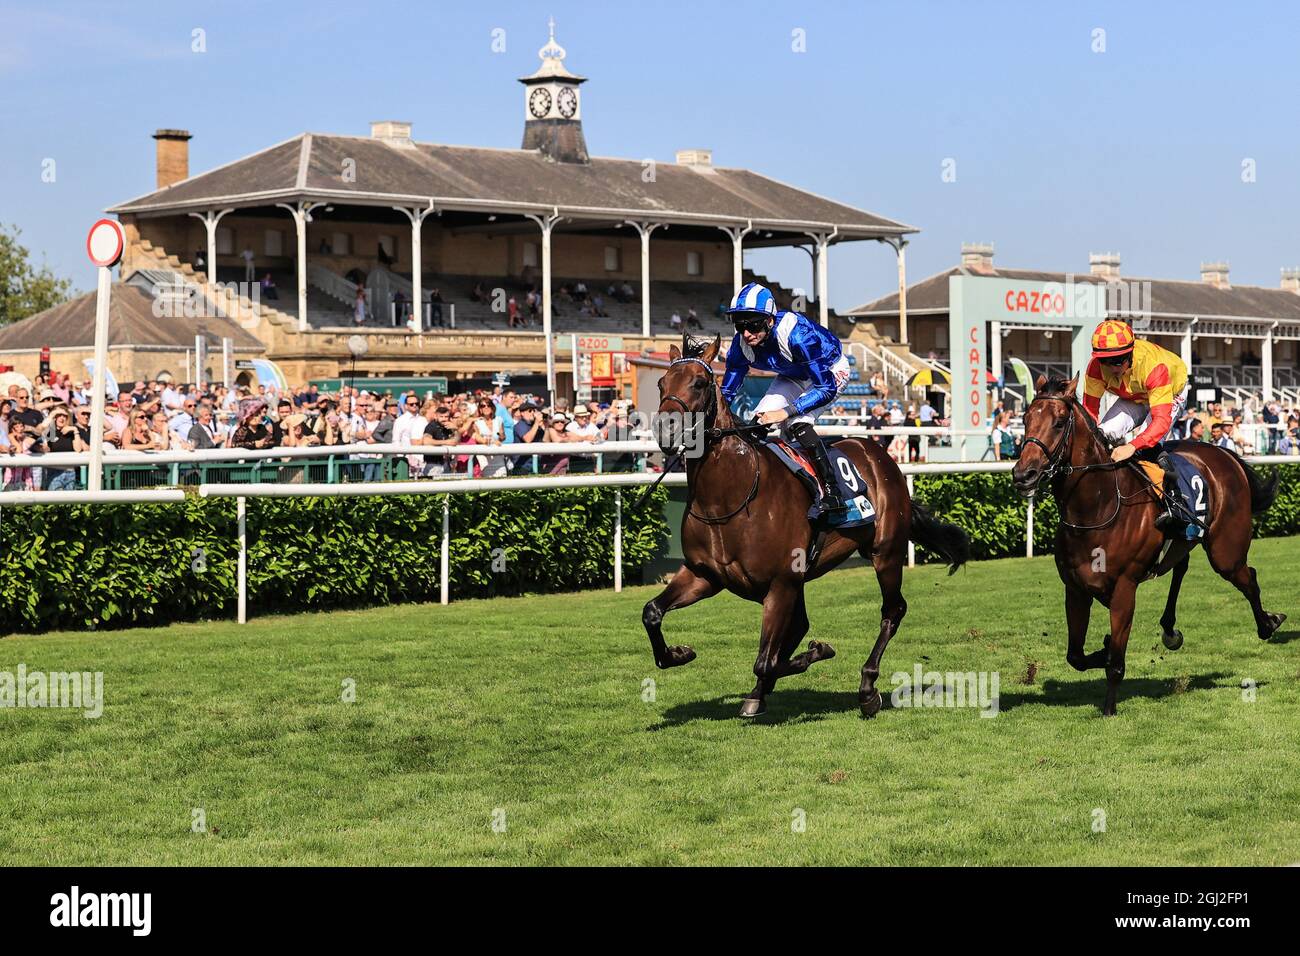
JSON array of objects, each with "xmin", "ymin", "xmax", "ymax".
[
  {"xmin": 264, "ymin": 229, "xmax": 283, "ymax": 257},
  {"xmin": 686, "ymin": 250, "xmax": 702, "ymax": 276},
  {"xmin": 934, "ymin": 325, "xmax": 945, "ymax": 349},
  {"xmin": 332, "ymin": 232, "xmax": 350, "ymax": 256},
  {"xmin": 1203, "ymin": 338, "xmax": 1217, "ymax": 359},
  {"xmin": 215, "ymin": 227, "xmax": 233, "ymax": 255},
  {"xmin": 604, "ymin": 245, "xmax": 621, "ymax": 272},
  {"xmin": 523, "ymin": 242, "xmax": 539, "ymax": 268}
]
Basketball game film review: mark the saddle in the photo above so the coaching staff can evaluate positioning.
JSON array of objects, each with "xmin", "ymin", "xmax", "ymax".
[{"xmin": 761, "ymin": 437, "xmax": 876, "ymax": 530}]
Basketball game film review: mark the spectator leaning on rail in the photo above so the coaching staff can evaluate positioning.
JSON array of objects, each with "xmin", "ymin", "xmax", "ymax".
[
  {"xmin": 721, "ymin": 282, "xmax": 854, "ymax": 516},
  {"xmin": 1083, "ymin": 319, "xmax": 1189, "ymax": 533}
]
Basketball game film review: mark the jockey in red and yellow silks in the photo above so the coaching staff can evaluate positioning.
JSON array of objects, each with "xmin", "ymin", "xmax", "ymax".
[
  {"xmin": 1083, "ymin": 321, "xmax": 1189, "ymax": 459},
  {"xmin": 1082, "ymin": 320, "xmax": 1191, "ymax": 535}
]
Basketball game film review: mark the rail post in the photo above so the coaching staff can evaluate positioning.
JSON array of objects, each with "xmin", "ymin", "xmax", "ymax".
[
  {"xmin": 614, "ymin": 488, "xmax": 623, "ymax": 592},
  {"xmin": 1026, "ymin": 497, "xmax": 1035, "ymax": 558},
  {"xmin": 237, "ymin": 495, "xmax": 247, "ymax": 624},
  {"xmin": 906, "ymin": 474, "xmax": 915, "ymax": 568},
  {"xmin": 440, "ymin": 495, "xmax": 451, "ymax": 605}
]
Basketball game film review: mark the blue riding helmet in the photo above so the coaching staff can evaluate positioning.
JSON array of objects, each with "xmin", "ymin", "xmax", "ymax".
[{"xmin": 726, "ymin": 282, "xmax": 777, "ymax": 321}]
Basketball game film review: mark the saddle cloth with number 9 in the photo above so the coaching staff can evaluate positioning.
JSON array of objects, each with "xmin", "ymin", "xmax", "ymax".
[{"xmin": 764, "ymin": 437, "xmax": 877, "ymax": 529}]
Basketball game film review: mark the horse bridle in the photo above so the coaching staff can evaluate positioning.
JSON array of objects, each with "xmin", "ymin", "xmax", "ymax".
[
  {"xmin": 1021, "ymin": 394, "xmax": 1130, "ymax": 531},
  {"xmin": 637, "ymin": 356, "xmax": 762, "ymax": 523}
]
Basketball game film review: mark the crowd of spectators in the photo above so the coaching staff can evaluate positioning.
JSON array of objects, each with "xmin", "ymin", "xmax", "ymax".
[{"xmin": 1, "ymin": 370, "xmax": 647, "ymax": 491}]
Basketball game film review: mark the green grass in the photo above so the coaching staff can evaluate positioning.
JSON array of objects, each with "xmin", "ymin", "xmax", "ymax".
[{"xmin": 2, "ymin": 537, "xmax": 1299, "ymax": 866}]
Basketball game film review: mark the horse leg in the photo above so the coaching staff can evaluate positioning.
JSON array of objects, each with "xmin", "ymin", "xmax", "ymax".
[
  {"xmin": 859, "ymin": 549, "xmax": 907, "ymax": 718},
  {"xmin": 739, "ymin": 580, "xmax": 798, "ymax": 717},
  {"xmin": 642, "ymin": 565, "xmax": 718, "ymax": 669},
  {"xmin": 1203, "ymin": 541, "xmax": 1287, "ymax": 641},
  {"xmin": 1159, "ymin": 555, "xmax": 1190, "ymax": 650},
  {"xmin": 1064, "ymin": 585, "xmax": 1105, "ymax": 671},
  {"xmin": 1102, "ymin": 578, "xmax": 1137, "ymax": 716},
  {"xmin": 770, "ymin": 590, "xmax": 836, "ymax": 683}
]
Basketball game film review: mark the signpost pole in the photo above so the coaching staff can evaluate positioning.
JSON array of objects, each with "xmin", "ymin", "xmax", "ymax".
[
  {"xmin": 85, "ymin": 219, "xmax": 125, "ymax": 494},
  {"xmin": 88, "ymin": 264, "xmax": 112, "ymax": 492}
]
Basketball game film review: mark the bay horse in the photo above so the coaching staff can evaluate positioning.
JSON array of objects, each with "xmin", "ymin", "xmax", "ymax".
[
  {"xmin": 1012, "ymin": 374, "xmax": 1286, "ymax": 716},
  {"xmin": 642, "ymin": 335, "xmax": 970, "ymax": 718}
]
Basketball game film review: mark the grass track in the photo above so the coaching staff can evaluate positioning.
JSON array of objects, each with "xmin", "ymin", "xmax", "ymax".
[{"xmin": 2, "ymin": 538, "xmax": 1299, "ymax": 865}]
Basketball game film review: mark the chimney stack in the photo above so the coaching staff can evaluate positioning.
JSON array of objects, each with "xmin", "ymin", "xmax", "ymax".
[
  {"xmin": 1200, "ymin": 261, "xmax": 1230, "ymax": 289},
  {"xmin": 1282, "ymin": 268, "xmax": 1300, "ymax": 293},
  {"xmin": 961, "ymin": 242, "xmax": 995, "ymax": 274},
  {"xmin": 675, "ymin": 148, "xmax": 713, "ymax": 168},
  {"xmin": 152, "ymin": 129, "xmax": 192, "ymax": 189},
  {"xmin": 370, "ymin": 120, "xmax": 414, "ymax": 147},
  {"xmin": 1089, "ymin": 252, "xmax": 1121, "ymax": 278}
]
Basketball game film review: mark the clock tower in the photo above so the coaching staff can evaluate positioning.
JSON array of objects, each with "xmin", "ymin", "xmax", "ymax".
[{"xmin": 519, "ymin": 18, "xmax": 589, "ymax": 164}]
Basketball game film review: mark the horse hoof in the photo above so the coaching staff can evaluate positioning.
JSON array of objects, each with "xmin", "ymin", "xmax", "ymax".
[
  {"xmin": 738, "ymin": 698, "xmax": 766, "ymax": 718},
  {"xmin": 657, "ymin": 645, "xmax": 696, "ymax": 668},
  {"xmin": 809, "ymin": 640, "xmax": 836, "ymax": 660},
  {"xmin": 859, "ymin": 689, "xmax": 883, "ymax": 718},
  {"xmin": 1261, "ymin": 612, "xmax": 1287, "ymax": 641},
  {"xmin": 1161, "ymin": 628, "xmax": 1184, "ymax": 651}
]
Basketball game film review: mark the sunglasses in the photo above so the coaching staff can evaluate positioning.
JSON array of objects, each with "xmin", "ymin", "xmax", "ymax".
[
  {"xmin": 732, "ymin": 316, "xmax": 769, "ymax": 334},
  {"xmin": 1099, "ymin": 355, "xmax": 1129, "ymax": 367}
]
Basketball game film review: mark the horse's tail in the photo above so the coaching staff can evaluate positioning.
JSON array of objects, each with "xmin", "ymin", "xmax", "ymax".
[
  {"xmin": 909, "ymin": 501, "xmax": 970, "ymax": 575},
  {"xmin": 1226, "ymin": 449, "xmax": 1278, "ymax": 514}
]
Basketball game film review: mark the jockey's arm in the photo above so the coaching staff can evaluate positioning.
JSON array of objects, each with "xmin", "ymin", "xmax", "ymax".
[
  {"xmin": 1129, "ymin": 364, "xmax": 1175, "ymax": 450},
  {"xmin": 719, "ymin": 332, "xmax": 750, "ymax": 406},
  {"xmin": 789, "ymin": 338, "xmax": 840, "ymax": 417},
  {"xmin": 1082, "ymin": 357, "xmax": 1105, "ymax": 420}
]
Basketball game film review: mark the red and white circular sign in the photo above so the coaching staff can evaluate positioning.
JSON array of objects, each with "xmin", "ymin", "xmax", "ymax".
[{"xmin": 86, "ymin": 218, "xmax": 125, "ymax": 267}]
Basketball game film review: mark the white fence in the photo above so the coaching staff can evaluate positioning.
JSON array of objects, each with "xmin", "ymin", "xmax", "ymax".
[{"xmin": 1, "ymin": 443, "xmax": 1293, "ymax": 623}]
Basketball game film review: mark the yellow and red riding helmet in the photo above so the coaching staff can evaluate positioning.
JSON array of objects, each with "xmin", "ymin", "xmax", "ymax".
[{"xmin": 1091, "ymin": 319, "xmax": 1135, "ymax": 359}]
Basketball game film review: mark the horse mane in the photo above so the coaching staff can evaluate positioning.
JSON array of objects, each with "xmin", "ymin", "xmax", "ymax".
[{"xmin": 1037, "ymin": 376, "xmax": 1114, "ymax": 448}]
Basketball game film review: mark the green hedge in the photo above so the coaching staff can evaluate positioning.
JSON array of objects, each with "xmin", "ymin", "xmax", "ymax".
[
  {"xmin": 913, "ymin": 462, "xmax": 1300, "ymax": 562},
  {"xmin": 2, "ymin": 464, "xmax": 1295, "ymax": 634},
  {"xmin": 0, "ymin": 488, "xmax": 668, "ymax": 634}
]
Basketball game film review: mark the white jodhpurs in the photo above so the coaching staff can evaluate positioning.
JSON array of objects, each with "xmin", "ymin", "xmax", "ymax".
[{"xmin": 1097, "ymin": 384, "xmax": 1188, "ymax": 444}]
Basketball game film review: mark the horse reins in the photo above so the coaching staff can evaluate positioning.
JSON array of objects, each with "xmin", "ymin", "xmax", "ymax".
[
  {"xmin": 1022, "ymin": 394, "xmax": 1132, "ymax": 531},
  {"xmin": 628, "ymin": 356, "xmax": 764, "ymax": 522}
]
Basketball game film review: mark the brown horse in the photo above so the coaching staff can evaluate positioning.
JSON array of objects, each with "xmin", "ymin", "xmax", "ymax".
[
  {"xmin": 1012, "ymin": 374, "xmax": 1287, "ymax": 716},
  {"xmin": 642, "ymin": 335, "xmax": 969, "ymax": 718}
]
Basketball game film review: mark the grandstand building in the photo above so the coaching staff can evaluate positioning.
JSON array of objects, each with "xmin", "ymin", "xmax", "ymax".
[
  {"xmin": 850, "ymin": 243, "xmax": 1300, "ymax": 406},
  {"xmin": 0, "ymin": 23, "xmax": 914, "ymax": 396}
]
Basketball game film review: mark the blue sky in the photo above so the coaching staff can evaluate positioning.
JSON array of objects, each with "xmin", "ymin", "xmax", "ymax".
[{"xmin": 2, "ymin": 0, "xmax": 1297, "ymax": 308}]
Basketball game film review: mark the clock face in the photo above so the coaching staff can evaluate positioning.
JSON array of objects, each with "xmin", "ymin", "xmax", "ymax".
[
  {"xmin": 528, "ymin": 87, "xmax": 552, "ymax": 119},
  {"xmin": 556, "ymin": 86, "xmax": 578, "ymax": 118}
]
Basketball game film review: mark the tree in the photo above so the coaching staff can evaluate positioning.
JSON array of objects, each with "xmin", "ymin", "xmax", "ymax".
[{"xmin": 0, "ymin": 223, "xmax": 75, "ymax": 327}]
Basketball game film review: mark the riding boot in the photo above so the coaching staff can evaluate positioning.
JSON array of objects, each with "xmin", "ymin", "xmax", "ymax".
[
  {"xmin": 1152, "ymin": 447, "xmax": 1183, "ymax": 535},
  {"xmin": 789, "ymin": 421, "xmax": 848, "ymax": 516}
]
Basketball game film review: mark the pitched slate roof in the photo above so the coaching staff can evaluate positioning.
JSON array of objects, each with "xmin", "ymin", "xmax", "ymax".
[
  {"xmin": 108, "ymin": 133, "xmax": 915, "ymax": 237},
  {"xmin": 0, "ymin": 284, "xmax": 265, "ymax": 352},
  {"xmin": 850, "ymin": 266, "xmax": 1300, "ymax": 322}
]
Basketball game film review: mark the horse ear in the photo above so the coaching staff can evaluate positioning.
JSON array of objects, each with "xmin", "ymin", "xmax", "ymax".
[
  {"xmin": 668, "ymin": 343, "xmax": 681, "ymax": 361},
  {"xmin": 1066, "ymin": 372, "xmax": 1080, "ymax": 396},
  {"xmin": 1034, "ymin": 374, "xmax": 1048, "ymax": 391},
  {"xmin": 701, "ymin": 335, "xmax": 722, "ymax": 364}
]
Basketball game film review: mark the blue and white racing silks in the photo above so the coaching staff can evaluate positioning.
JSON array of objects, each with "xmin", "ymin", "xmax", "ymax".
[{"xmin": 720, "ymin": 310, "xmax": 847, "ymax": 416}]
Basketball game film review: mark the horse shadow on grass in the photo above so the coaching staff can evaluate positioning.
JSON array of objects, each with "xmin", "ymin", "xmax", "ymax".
[
  {"xmin": 649, "ymin": 671, "xmax": 1248, "ymax": 727},
  {"xmin": 649, "ymin": 689, "xmax": 860, "ymax": 729},
  {"xmin": 995, "ymin": 671, "xmax": 1244, "ymax": 713},
  {"xmin": 1267, "ymin": 629, "xmax": 1300, "ymax": 645}
]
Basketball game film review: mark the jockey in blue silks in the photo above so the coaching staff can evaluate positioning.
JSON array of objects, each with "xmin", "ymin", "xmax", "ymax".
[{"xmin": 720, "ymin": 282, "xmax": 853, "ymax": 516}]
